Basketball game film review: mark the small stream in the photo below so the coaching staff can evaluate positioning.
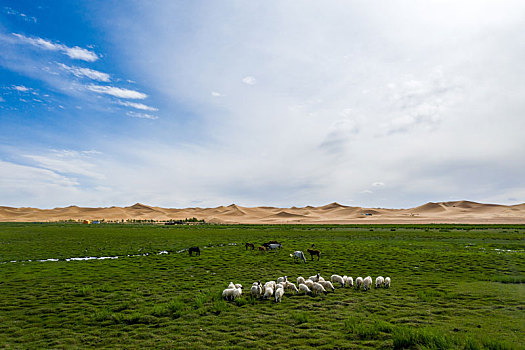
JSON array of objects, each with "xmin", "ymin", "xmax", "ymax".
[{"xmin": 0, "ymin": 243, "xmax": 241, "ymax": 264}]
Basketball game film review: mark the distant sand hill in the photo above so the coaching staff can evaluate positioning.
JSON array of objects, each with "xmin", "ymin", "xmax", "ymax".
[{"xmin": 1, "ymin": 201, "xmax": 524, "ymax": 224}]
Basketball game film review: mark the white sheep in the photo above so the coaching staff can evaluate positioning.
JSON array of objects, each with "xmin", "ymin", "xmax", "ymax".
[
  {"xmin": 222, "ymin": 288, "xmax": 235, "ymax": 300},
  {"xmin": 251, "ymin": 282, "xmax": 262, "ymax": 297},
  {"xmin": 363, "ymin": 276, "xmax": 372, "ymax": 291},
  {"xmin": 355, "ymin": 277, "xmax": 364, "ymax": 289},
  {"xmin": 375, "ymin": 276, "xmax": 384, "ymax": 288},
  {"xmin": 283, "ymin": 281, "xmax": 299, "ymax": 294},
  {"xmin": 319, "ymin": 280, "xmax": 335, "ymax": 292},
  {"xmin": 277, "ymin": 276, "xmax": 288, "ymax": 284},
  {"xmin": 233, "ymin": 287, "xmax": 242, "ymax": 299},
  {"xmin": 344, "ymin": 276, "xmax": 354, "ymax": 288},
  {"xmin": 312, "ymin": 282, "xmax": 328, "ymax": 295},
  {"xmin": 228, "ymin": 281, "xmax": 235, "ymax": 289},
  {"xmin": 318, "ymin": 276, "xmax": 325, "ymax": 282},
  {"xmin": 385, "ymin": 277, "xmax": 391, "ymax": 288},
  {"xmin": 309, "ymin": 273, "xmax": 321, "ymax": 282},
  {"xmin": 304, "ymin": 279, "xmax": 314, "ymax": 289},
  {"xmin": 235, "ymin": 283, "xmax": 243, "ymax": 290},
  {"xmin": 274, "ymin": 286, "xmax": 285, "ymax": 302},
  {"xmin": 331, "ymin": 274, "xmax": 345, "ymax": 287},
  {"xmin": 264, "ymin": 281, "xmax": 276, "ymax": 293},
  {"xmin": 298, "ymin": 283, "xmax": 312, "ymax": 294},
  {"xmin": 297, "ymin": 276, "xmax": 306, "ymax": 285},
  {"xmin": 263, "ymin": 286, "xmax": 274, "ymax": 299}
]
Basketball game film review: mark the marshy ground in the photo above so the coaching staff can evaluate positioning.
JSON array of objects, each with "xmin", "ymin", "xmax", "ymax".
[{"xmin": 0, "ymin": 223, "xmax": 523, "ymax": 349}]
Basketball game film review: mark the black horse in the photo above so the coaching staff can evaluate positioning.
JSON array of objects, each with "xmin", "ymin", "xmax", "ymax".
[{"xmin": 189, "ymin": 246, "xmax": 200, "ymax": 256}]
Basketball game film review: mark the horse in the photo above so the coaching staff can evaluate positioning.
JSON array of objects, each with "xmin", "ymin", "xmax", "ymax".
[
  {"xmin": 245, "ymin": 242, "xmax": 255, "ymax": 250},
  {"xmin": 307, "ymin": 248, "xmax": 320, "ymax": 261},
  {"xmin": 258, "ymin": 246, "xmax": 266, "ymax": 253},
  {"xmin": 267, "ymin": 243, "xmax": 283, "ymax": 251},
  {"xmin": 189, "ymin": 246, "xmax": 200, "ymax": 256},
  {"xmin": 290, "ymin": 250, "xmax": 306, "ymax": 263},
  {"xmin": 262, "ymin": 241, "xmax": 280, "ymax": 248}
]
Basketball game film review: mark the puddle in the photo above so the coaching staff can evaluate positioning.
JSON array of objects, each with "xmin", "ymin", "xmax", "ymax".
[
  {"xmin": 65, "ymin": 256, "xmax": 119, "ymax": 261},
  {"xmin": 493, "ymin": 248, "xmax": 523, "ymax": 253},
  {"xmin": 1, "ymin": 241, "xmax": 244, "ymax": 264}
]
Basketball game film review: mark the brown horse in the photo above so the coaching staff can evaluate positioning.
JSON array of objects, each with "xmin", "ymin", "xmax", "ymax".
[
  {"xmin": 307, "ymin": 248, "xmax": 320, "ymax": 261},
  {"xmin": 189, "ymin": 246, "xmax": 200, "ymax": 256},
  {"xmin": 245, "ymin": 242, "xmax": 255, "ymax": 250}
]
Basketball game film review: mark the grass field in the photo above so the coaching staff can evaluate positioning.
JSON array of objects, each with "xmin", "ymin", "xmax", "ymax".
[{"xmin": 0, "ymin": 223, "xmax": 524, "ymax": 349}]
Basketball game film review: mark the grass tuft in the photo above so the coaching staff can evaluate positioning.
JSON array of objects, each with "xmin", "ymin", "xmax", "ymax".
[
  {"xmin": 392, "ymin": 326, "xmax": 454, "ymax": 349},
  {"xmin": 291, "ymin": 311, "xmax": 308, "ymax": 325}
]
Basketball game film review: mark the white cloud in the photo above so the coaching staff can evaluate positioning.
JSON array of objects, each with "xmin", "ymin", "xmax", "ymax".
[
  {"xmin": 86, "ymin": 84, "xmax": 147, "ymax": 99},
  {"xmin": 12, "ymin": 33, "xmax": 98, "ymax": 62},
  {"xmin": 118, "ymin": 100, "xmax": 158, "ymax": 111},
  {"xmin": 372, "ymin": 182, "xmax": 385, "ymax": 187},
  {"xmin": 81, "ymin": 0, "xmax": 524, "ymax": 208},
  {"xmin": 4, "ymin": 7, "xmax": 37, "ymax": 23},
  {"xmin": 23, "ymin": 149, "xmax": 105, "ymax": 180},
  {"xmin": 12, "ymin": 85, "xmax": 30, "ymax": 92},
  {"xmin": 320, "ymin": 118, "xmax": 360, "ymax": 153},
  {"xmin": 211, "ymin": 91, "xmax": 223, "ymax": 97},
  {"xmin": 242, "ymin": 76, "xmax": 257, "ymax": 85},
  {"xmin": 57, "ymin": 63, "xmax": 111, "ymax": 82},
  {"xmin": 3, "ymin": 2, "xmax": 525, "ymax": 209},
  {"xmin": 126, "ymin": 111, "xmax": 159, "ymax": 120}
]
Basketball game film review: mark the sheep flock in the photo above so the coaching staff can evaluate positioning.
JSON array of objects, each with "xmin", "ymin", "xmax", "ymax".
[{"xmin": 222, "ymin": 273, "xmax": 391, "ymax": 302}]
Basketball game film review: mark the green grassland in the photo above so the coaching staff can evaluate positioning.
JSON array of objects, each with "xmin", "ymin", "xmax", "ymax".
[{"xmin": 0, "ymin": 223, "xmax": 524, "ymax": 349}]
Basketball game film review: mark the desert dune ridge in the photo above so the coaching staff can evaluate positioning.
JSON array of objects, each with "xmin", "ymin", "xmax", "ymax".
[{"xmin": 1, "ymin": 200, "xmax": 524, "ymax": 224}]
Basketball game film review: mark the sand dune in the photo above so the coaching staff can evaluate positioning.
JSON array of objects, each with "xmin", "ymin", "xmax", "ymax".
[{"xmin": 1, "ymin": 201, "xmax": 524, "ymax": 224}]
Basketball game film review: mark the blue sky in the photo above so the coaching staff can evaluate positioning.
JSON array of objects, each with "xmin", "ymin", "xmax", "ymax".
[{"xmin": 1, "ymin": 1, "xmax": 525, "ymax": 209}]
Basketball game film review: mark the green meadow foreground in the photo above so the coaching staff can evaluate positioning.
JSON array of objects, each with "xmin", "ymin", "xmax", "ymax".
[{"xmin": 0, "ymin": 224, "xmax": 523, "ymax": 349}]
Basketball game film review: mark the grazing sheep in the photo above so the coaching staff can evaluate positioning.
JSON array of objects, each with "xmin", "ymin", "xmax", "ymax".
[
  {"xmin": 283, "ymin": 281, "xmax": 299, "ymax": 294},
  {"xmin": 319, "ymin": 280, "xmax": 335, "ymax": 292},
  {"xmin": 277, "ymin": 276, "xmax": 288, "ymax": 284},
  {"xmin": 233, "ymin": 287, "xmax": 242, "ymax": 299},
  {"xmin": 363, "ymin": 276, "xmax": 372, "ymax": 291},
  {"xmin": 274, "ymin": 287, "xmax": 285, "ymax": 302},
  {"xmin": 251, "ymin": 282, "xmax": 262, "ymax": 297},
  {"xmin": 375, "ymin": 276, "xmax": 384, "ymax": 288},
  {"xmin": 318, "ymin": 276, "xmax": 325, "ymax": 282},
  {"xmin": 304, "ymin": 279, "xmax": 314, "ymax": 289},
  {"xmin": 235, "ymin": 283, "xmax": 243, "ymax": 290},
  {"xmin": 298, "ymin": 283, "xmax": 312, "ymax": 295},
  {"xmin": 297, "ymin": 276, "xmax": 306, "ymax": 285},
  {"xmin": 356, "ymin": 277, "xmax": 364, "ymax": 289},
  {"xmin": 309, "ymin": 273, "xmax": 321, "ymax": 282},
  {"xmin": 346, "ymin": 276, "xmax": 354, "ymax": 288},
  {"xmin": 263, "ymin": 286, "xmax": 274, "ymax": 299},
  {"xmin": 264, "ymin": 281, "xmax": 276, "ymax": 291},
  {"xmin": 331, "ymin": 274, "xmax": 345, "ymax": 287},
  {"xmin": 385, "ymin": 277, "xmax": 391, "ymax": 288},
  {"xmin": 312, "ymin": 282, "xmax": 328, "ymax": 295},
  {"xmin": 222, "ymin": 288, "xmax": 235, "ymax": 300}
]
